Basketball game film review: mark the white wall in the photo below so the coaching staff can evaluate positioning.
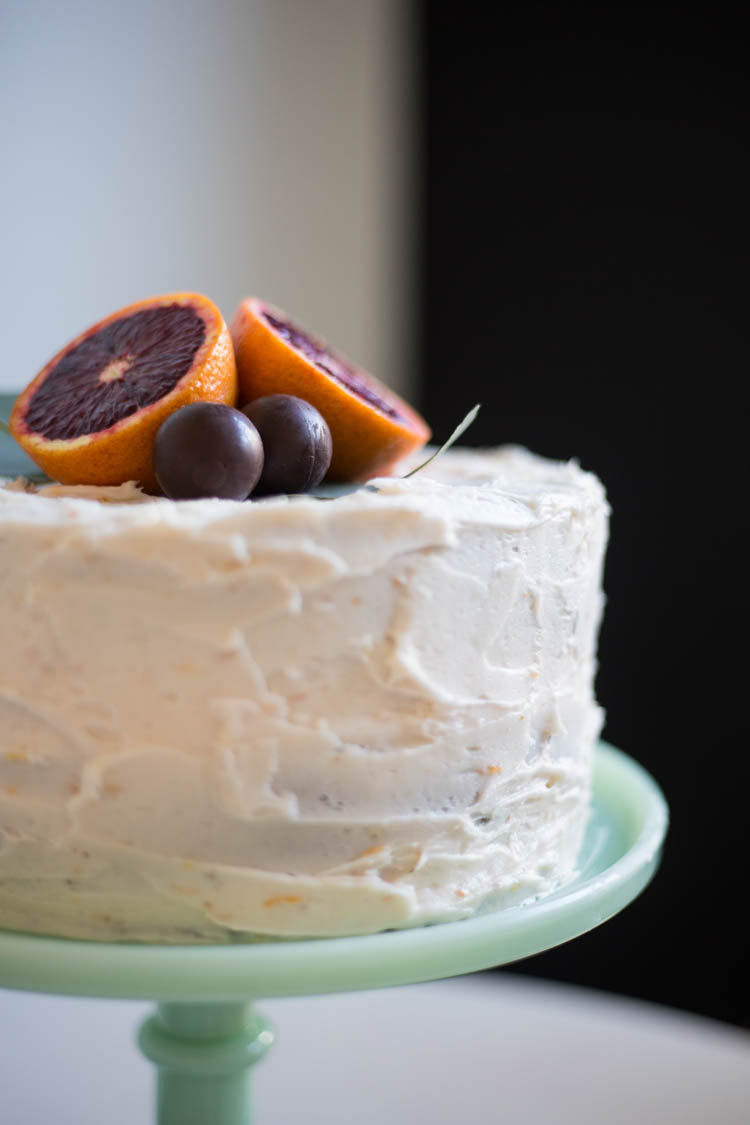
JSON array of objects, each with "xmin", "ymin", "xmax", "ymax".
[{"xmin": 0, "ymin": 0, "xmax": 417, "ymax": 397}]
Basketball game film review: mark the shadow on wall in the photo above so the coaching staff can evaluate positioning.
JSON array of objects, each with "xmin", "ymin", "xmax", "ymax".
[{"xmin": 417, "ymin": 3, "xmax": 747, "ymax": 1029}]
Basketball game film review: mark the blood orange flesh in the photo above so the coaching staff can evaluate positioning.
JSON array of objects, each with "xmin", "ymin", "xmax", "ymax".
[
  {"xmin": 262, "ymin": 311, "xmax": 403, "ymax": 423},
  {"xmin": 24, "ymin": 305, "xmax": 206, "ymax": 440},
  {"xmin": 10, "ymin": 293, "xmax": 237, "ymax": 491},
  {"xmin": 231, "ymin": 297, "xmax": 430, "ymax": 482}
]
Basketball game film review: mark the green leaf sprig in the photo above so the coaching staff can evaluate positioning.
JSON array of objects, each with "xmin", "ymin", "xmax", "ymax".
[{"xmin": 402, "ymin": 403, "xmax": 481, "ymax": 478}]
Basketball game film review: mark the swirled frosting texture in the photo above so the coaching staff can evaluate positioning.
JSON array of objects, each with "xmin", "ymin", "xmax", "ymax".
[{"xmin": 0, "ymin": 447, "xmax": 608, "ymax": 941}]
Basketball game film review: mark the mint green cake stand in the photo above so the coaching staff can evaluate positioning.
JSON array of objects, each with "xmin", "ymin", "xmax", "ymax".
[{"xmin": 0, "ymin": 743, "xmax": 666, "ymax": 1125}]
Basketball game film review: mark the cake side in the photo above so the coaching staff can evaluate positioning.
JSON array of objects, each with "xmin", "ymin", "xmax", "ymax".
[{"xmin": 0, "ymin": 447, "xmax": 608, "ymax": 941}]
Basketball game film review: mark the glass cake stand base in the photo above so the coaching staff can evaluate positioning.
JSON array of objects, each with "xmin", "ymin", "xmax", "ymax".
[{"xmin": 0, "ymin": 742, "xmax": 667, "ymax": 1125}]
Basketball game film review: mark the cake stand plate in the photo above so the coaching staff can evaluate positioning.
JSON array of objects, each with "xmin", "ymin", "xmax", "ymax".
[{"xmin": 0, "ymin": 743, "xmax": 667, "ymax": 1124}]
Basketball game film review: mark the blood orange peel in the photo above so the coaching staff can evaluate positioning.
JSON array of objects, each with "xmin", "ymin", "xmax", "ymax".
[
  {"xmin": 230, "ymin": 297, "xmax": 430, "ymax": 482},
  {"xmin": 9, "ymin": 293, "xmax": 237, "ymax": 492}
]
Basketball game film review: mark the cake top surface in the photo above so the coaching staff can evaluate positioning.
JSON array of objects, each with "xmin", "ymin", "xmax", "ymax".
[{"xmin": 0, "ymin": 446, "xmax": 607, "ymax": 536}]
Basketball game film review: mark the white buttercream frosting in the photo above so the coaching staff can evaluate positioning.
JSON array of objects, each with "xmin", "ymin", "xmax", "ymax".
[{"xmin": 0, "ymin": 447, "xmax": 608, "ymax": 941}]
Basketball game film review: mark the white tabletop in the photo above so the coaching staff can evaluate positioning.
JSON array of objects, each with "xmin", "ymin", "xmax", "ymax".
[{"xmin": 1, "ymin": 973, "xmax": 748, "ymax": 1124}]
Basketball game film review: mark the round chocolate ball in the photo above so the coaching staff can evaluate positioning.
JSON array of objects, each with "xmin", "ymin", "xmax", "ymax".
[
  {"xmin": 154, "ymin": 402, "xmax": 264, "ymax": 500},
  {"xmin": 242, "ymin": 394, "xmax": 332, "ymax": 496}
]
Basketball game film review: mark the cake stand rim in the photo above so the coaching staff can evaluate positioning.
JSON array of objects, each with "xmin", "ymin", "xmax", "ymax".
[{"xmin": 0, "ymin": 742, "xmax": 668, "ymax": 1001}]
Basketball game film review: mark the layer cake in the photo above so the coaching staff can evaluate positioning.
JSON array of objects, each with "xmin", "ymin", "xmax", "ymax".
[{"xmin": 0, "ymin": 446, "xmax": 608, "ymax": 941}]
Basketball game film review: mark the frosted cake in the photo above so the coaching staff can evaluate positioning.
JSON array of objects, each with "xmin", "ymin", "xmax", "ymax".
[{"xmin": 0, "ymin": 446, "xmax": 608, "ymax": 942}]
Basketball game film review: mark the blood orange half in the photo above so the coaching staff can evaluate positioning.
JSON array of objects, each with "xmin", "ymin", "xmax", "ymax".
[
  {"xmin": 230, "ymin": 297, "xmax": 430, "ymax": 481},
  {"xmin": 10, "ymin": 293, "xmax": 237, "ymax": 491}
]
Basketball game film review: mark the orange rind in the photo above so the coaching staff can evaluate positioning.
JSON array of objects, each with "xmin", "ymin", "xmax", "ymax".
[
  {"xmin": 230, "ymin": 297, "xmax": 430, "ymax": 481},
  {"xmin": 9, "ymin": 293, "xmax": 237, "ymax": 491}
]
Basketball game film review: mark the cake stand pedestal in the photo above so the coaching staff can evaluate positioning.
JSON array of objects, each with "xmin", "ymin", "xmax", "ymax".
[{"xmin": 0, "ymin": 742, "xmax": 667, "ymax": 1125}]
